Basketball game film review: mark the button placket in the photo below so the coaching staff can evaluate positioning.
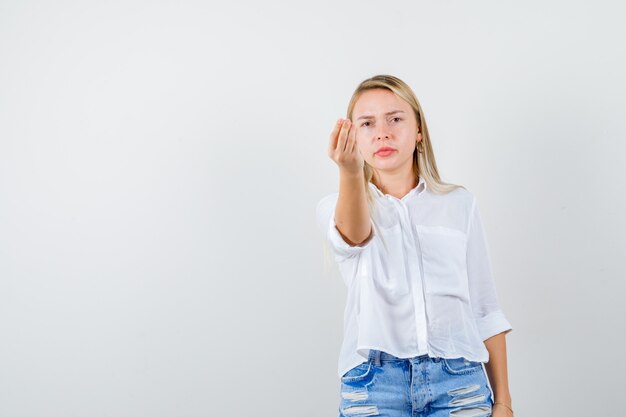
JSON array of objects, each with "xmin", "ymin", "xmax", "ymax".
[
  {"xmin": 381, "ymin": 198, "xmax": 411, "ymax": 296},
  {"xmin": 397, "ymin": 197, "xmax": 431, "ymax": 353},
  {"xmin": 387, "ymin": 198, "xmax": 430, "ymax": 353}
]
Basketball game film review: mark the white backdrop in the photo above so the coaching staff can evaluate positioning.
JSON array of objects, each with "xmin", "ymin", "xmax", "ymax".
[{"xmin": 1, "ymin": 1, "xmax": 624, "ymax": 416}]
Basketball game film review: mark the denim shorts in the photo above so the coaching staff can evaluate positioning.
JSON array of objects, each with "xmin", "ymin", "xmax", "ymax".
[{"xmin": 339, "ymin": 349, "xmax": 494, "ymax": 417}]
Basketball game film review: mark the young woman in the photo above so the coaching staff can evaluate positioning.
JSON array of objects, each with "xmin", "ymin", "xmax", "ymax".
[{"xmin": 316, "ymin": 75, "xmax": 514, "ymax": 417}]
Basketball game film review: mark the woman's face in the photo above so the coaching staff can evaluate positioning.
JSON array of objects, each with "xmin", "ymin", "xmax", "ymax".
[{"xmin": 352, "ymin": 88, "xmax": 421, "ymax": 173}]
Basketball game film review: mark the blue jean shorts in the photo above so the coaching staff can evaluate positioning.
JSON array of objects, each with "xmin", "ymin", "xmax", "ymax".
[{"xmin": 339, "ymin": 349, "xmax": 494, "ymax": 417}]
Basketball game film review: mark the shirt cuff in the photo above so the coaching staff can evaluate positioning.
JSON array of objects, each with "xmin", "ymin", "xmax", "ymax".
[
  {"xmin": 327, "ymin": 214, "xmax": 375, "ymax": 259},
  {"xmin": 475, "ymin": 310, "xmax": 513, "ymax": 341}
]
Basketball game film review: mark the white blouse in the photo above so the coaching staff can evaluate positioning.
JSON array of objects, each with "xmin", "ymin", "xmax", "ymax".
[{"xmin": 315, "ymin": 176, "xmax": 513, "ymax": 379}]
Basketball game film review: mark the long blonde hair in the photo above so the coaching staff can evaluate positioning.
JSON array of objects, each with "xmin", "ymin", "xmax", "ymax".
[{"xmin": 347, "ymin": 74, "xmax": 466, "ymax": 252}]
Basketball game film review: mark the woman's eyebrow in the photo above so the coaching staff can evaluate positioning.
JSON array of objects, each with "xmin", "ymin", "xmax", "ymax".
[{"xmin": 356, "ymin": 110, "xmax": 405, "ymax": 121}]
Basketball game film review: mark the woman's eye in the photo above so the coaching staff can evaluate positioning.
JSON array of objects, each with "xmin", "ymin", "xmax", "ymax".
[{"xmin": 362, "ymin": 118, "xmax": 400, "ymax": 127}]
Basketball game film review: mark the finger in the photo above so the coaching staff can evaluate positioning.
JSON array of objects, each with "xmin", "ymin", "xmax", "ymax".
[
  {"xmin": 348, "ymin": 123, "xmax": 357, "ymax": 154},
  {"xmin": 328, "ymin": 118, "xmax": 343, "ymax": 153},
  {"xmin": 338, "ymin": 119, "xmax": 351, "ymax": 153}
]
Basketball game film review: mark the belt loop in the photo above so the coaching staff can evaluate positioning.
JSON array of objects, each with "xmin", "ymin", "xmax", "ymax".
[{"xmin": 374, "ymin": 350, "xmax": 381, "ymax": 366}]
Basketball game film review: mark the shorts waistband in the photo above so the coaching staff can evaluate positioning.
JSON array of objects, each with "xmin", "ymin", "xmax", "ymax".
[{"xmin": 367, "ymin": 349, "xmax": 442, "ymax": 366}]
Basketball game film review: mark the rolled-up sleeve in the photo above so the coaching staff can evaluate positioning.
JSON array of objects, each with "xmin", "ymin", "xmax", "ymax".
[
  {"xmin": 316, "ymin": 193, "xmax": 375, "ymax": 263},
  {"xmin": 466, "ymin": 197, "xmax": 513, "ymax": 341}
]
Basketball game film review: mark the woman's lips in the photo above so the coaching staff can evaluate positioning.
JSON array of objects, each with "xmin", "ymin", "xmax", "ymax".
[{"xmin": 375, "ymin": 149, "xmax": 396, "ymax": 157}]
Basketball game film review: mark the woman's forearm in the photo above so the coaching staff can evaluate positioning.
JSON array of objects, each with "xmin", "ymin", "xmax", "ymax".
[
  {"xmin": 483, "ymin": 332, "xmax": 512, "ymax": 406},
  {"xmin": 335, "ymin": 169, "xmax": 371, "ymax": 245}
]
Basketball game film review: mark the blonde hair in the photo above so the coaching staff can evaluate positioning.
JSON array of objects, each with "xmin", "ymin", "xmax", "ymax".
[{"xmin": 347, "ymin": 74, "xmax": 466, "ymax": 252}]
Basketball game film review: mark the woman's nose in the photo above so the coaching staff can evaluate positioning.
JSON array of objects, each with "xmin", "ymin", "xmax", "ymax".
[
  {"xmin": 375, "ymin": 123, "xmax": 391, "ymax": 140},
  {"xmin": 376, "ymin": 128, "xmax": 390, "ymax": 140}
]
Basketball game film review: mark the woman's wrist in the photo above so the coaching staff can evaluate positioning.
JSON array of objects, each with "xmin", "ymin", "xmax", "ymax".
[
  {"xmin": 493, "ymin": 392, "xmax": 513, "ymax": 413},
  {"xmin": 493, "ymin": 401, "xmax": 514, "ymax": 415},
  {"xmin": 494, "ymin": 392, "xmax": 511, "ymax": 404}
]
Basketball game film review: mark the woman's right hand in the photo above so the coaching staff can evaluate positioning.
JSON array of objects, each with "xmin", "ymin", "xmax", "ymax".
[{"xmin": 327, "ymin": 118, "xmax": 364, "ymax": 175}]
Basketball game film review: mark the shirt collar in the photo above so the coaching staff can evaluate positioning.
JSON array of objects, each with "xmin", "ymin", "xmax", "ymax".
[{"xmin": 368, "ymin": 176, "xmax": 427, "ymax": 200}]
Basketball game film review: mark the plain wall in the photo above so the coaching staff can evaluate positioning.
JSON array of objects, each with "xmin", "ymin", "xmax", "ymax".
[{"xmin": 1, "ymin": 0, "xmax": 624, "ymax": 416}]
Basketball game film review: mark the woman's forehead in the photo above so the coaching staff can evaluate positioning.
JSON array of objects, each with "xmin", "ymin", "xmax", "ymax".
[{"xmin": 354, "ymin": 90, "xmax": 411, "ymax": 117}]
